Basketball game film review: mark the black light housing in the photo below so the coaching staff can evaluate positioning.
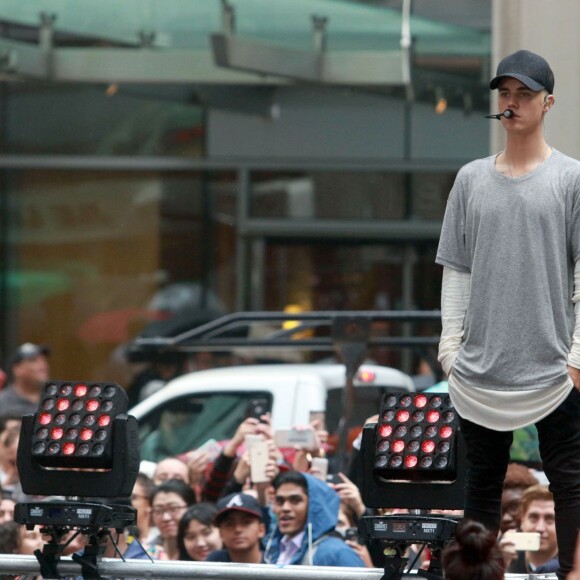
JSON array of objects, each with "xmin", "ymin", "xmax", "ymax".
[
  {"xmin": 361, "ymin": 392, "xmax": 467, "ymax": 510},
  {"xmin": 17, "ymin": 381, "xmax": 140, "ymax": 498}
]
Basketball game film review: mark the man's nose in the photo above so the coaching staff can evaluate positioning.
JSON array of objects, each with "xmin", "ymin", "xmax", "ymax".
[
  {"xmin": 506, "ymin": 94, "xmax": 518, "ymax": 108},
  {"xmin": 534, "ymin": 518, "xmax": 546, "ymax": 532}
]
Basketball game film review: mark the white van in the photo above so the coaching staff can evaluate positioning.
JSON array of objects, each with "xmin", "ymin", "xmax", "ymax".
[{"xmin": 129, "ymin": 363, "xmax": 415, "ymax": 463}]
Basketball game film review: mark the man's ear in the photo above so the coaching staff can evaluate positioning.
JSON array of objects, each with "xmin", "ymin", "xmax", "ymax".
[{"xmin": 544, "ymin": 94, "xmax": 555, "ymax": 111}]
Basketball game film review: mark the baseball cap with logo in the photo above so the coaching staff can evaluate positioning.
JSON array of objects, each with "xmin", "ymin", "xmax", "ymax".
[
  {"xmin": 11, "ymin": 343, "xmax": 50, "ymax": 366},
  {"xmin": 489, "ymin": 49, "xmax": 554, "ymax": 94},
  {"xmin": 214, "ymin": 493, "xmax": 263, "ymax": 525}
]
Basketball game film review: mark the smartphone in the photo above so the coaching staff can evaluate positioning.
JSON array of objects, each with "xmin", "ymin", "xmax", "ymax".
[
  {"xmin": 326, "ymin": 473, "xmax": 342, "ymax": 485},
  {"xmin": 245, "ymin": 398, "xmax": 271, "ymax": 421},
  {"xmin": 244, "ymin": 433, "xmax": 263, "ymax": 452},
  {"xmin": 249, "ymin": 439, "xmax": 270, "ymax": 483},
  {"xmin": 197, "ymin": 438, "xmax": 222, "ymax": 462},
  {"xmin": 274, "ymin": 428, "xmax": 317, "ymax": 448},
  {"xmin": 310, "ymin": 457, "xmax": 328, "ymax": 481},
  {"xmin": 344, "ymin": 527, "xmax": 361, "ymax": 544},
  {"xmin": 503, "ymin": 531, "xmax": 540, "ymax": 551}
]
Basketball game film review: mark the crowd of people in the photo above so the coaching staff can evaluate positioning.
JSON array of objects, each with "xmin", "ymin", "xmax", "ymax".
[{"xmin": 0, "ymin": 341, "xmax": 575, "ymax": 579}]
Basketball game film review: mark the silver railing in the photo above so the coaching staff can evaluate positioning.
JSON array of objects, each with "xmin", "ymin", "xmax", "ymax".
[{"xmin": 0, "ymin": 555, "xmax": 559, "ymax": 579}]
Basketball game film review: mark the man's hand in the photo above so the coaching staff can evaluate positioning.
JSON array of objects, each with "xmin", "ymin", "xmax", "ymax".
[
  {"xmin": 568, "ymin": 365, "xmax": 580, "ymax": 390},
  {"xmin": 498, "ymin": 534, "xmax": 518, "ymax": 569}
]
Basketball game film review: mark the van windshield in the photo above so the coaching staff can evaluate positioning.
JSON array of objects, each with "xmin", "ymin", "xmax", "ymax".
[{"xmin": 138, "ymin": 391, "xmax": 273, "ymax": 462}]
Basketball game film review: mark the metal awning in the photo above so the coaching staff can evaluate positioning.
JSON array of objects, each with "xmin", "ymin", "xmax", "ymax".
[{"xmin": 0, "ymin": 0, "xmax": 489, "ymax": 86}]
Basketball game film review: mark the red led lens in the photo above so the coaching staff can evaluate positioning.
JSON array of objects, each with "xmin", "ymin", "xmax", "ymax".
[
  {"xmin": 74, "ymin": 384, "xmax": 88, "ymax": 397},
  {"xmin": 443, "ymin": 411, "xmax": 455, "ymax": 423},
  {"xmin": 69, "ymin": 414, "xmax": 81, "ymax": 426},
  {"xmin": 426, "ymin": 410, "xmax": 440, "ymax": 423},
  {"xmin": 54, "ymin": 414, "xmax": 66, "ymax": 425},
  {"xmin": 378, "ymin": 424, "xmax": 393, "ymax": 438},
  {"xmin": 412, "ymin": 411, "xmax": 425, "ymax": 422},
  {"xmin": 429, "ymin": 396, "xmax": 442, "ymax": 408},
  {"xmin": 86, "ymin": 399, "xmax": 99, "ymax": 412},
  {"xmin": 440, "ymin": 426, "xmax": 453, "ymax": 439},
  {"xmin": 392, "ymin": 439, "xmax": 405, "ymax": 453},
  {"xmin": 414, "ymin": 395, "xmax": 427, "ymax": 408},
  {"xmin": 407, "ymin": 440, "xmax": 420, "ymax": 452},
  {"xmin": 62, "ymin": 443, "xmax": 75, "ymax": 455},
  {"xmin": 77, "ymin": 443, "xmax": 90, "ymax": 455},
  {"xmin": 83, "ymin": 415, "xmax": 96, "ymax": 426},
  {"xmin": 394, "ymin": 425, "xmax": 407, "ymax": 437},
  {"xmin": 425, "ymin": 425, "xmax": 437, "ymax": 438},
  {"xmin": 399, "ymin": 395, "xmax": 412, "ymax": 408},
  {"xmin": 95, "ymin": 430, "xmax": 108, "ymax": 442},
  {"xmin": 80, "ymin": 428, "xmax": 93, "ymax": 441},
  {"xmin": 421, "ymin": 440, "xmax": 436, "ymax": 453},
  {"xmin": 410, "ymin": 425, "xmax": 422, "ymax": 437},
  {"xmin": 50, "ymin": 427, "xmax": 64, "ymax": 440},
  {"xmin": 396, "ymin": 410, "xmax": 410, "ymax": 423},
  {"xmin": 39, "ymin": 412, "xmax": 52, "ymax": 425},
  {"xmin": 33, "ymin": 442, "xmax": 46, "ymax": 454},
  {"xmin": 404, "ymin": 455, "xmax": 418, "ymax": 468},
  {"xmin": 59, "ymin": 385, "xmax": 72, "ymax": 396},
  {"xmin": 377, "ymin": 439, "xmax": 390, "ymax": 452},
  {"xmin": 42, "ymin": 399, "xmax": 55, "ymax": 411},
  {"xmin": 98, "ymin": 415, "xmax": 111, "ymax": 427},
  {"xmin": 56, "ymin": 398, "xmax": 70, "ymax": 411},
  {"xmin": 382, "ymin": 410, "xmax": 394, "ymax": 422},
  {"xmin": 66, "ymin": 428, "xmax": 78, "ymax": 440},
  {"xmin": 71, "ymin": 400, "xmax": 84, "ymax": 412}
]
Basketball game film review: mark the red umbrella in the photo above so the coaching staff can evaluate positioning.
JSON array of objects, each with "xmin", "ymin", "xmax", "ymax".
[{"xmin": 76, "ymin": 308, "xmax": 165, "ymax": 343}]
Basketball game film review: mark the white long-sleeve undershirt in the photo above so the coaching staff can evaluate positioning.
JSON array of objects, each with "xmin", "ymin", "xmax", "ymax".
[{"xmin": 438, "ymin": 264, "xmax": 578, "ymax": 430}]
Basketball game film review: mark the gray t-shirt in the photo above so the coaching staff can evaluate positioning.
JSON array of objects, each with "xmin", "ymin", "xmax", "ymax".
[
  {"xmin": 437, "ymin": 149, "xmax": 580, "ymax": 391},
  {"xmin": 0, "ymin": 385, "xmax": 38, "ymax": 417}
]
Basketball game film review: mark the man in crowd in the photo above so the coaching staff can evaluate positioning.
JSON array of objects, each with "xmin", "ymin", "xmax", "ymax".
[
  {"xmin": 205, "ymin": 492, "xmax": 266, "ymax": 563},
  {"xmin": 153, "ymin": 457, "xmax": 190, "ymax": 485},
  {"xmin": 501, "ymin": 484, "xmax": 559, "ymax": 575},
  {"xmin": 0, "ymin": 344, "xmax": 50, "ymax": 416},
  {"xmin": 501, "ymin": 462, "xmax": 539, "ymax": 534},
  {"xmin": 263, "ymin": 470, "xmax": 364, "ymax": 567}
]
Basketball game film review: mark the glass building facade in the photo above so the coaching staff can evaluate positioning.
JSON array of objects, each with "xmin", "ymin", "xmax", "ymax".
[{"xmin": 0, "ymin": 0, "xmax": 491, "ymax": 382}]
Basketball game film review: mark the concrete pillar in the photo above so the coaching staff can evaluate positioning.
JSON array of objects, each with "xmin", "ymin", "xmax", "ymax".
[{"xmin": 491, "ymin": 0, "xmax": 580, "ymax": 158}]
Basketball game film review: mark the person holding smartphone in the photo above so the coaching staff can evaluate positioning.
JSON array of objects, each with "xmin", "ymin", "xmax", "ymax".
[{"xmin": 500, "ymin": 484, "xmax": 559, "ymax": 575}]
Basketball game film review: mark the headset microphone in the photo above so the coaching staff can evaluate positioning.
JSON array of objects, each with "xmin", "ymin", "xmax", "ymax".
[{"xmin": 485, "ymin": 109, "xmax": 514, "ymax": 120}]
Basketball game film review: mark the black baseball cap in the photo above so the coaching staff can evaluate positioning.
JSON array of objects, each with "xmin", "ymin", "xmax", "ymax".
[
  {"xmin": 214, "ymin": 493, "xmax": 262, "ymax": 525},
  {"xmin": 11, "ymin": 343, "xmax": 50, "ymax": 366},
  {"xmin": 489, "ymin": 50, "xmax": 554, "ymax": 94}
]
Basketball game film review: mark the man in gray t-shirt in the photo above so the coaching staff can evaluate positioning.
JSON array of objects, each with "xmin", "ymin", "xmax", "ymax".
[{"xmin": 437, "ymin": 50, "xmax": 580, "ymax": 580}]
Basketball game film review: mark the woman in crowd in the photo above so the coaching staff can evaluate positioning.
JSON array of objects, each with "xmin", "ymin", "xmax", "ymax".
[
  {"xmin": 177, "ymin": 503, "xmax": 223, "ymax": 561},
  {"xmin": 442, "ymin": 520, "xmax": 505, "ymax": 580},
  {"xmin": 149, "ymin": 479, "xmax": 197, "ymax": 560}
]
